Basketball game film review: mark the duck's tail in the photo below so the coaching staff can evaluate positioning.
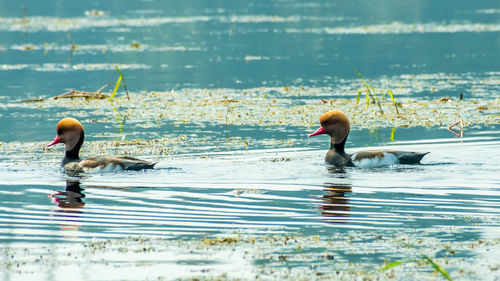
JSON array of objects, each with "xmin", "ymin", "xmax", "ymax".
[{"xmin": 399, "ymin": 152, "xmax": 430, "ymax": 164}]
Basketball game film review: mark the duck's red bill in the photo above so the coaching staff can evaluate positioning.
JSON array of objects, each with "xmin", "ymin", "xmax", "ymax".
[
  {"xmin": 46, "ymin": 136, "xmax": 61, "ymax": 148},
  {"xmin": 308, "ymin": 126, "xmax": 326, "ymax": 137}
]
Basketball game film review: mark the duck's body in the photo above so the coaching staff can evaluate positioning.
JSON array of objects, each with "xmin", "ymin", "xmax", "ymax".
[
  {"xmin": 326, "ymin": 148, "xmax": 428, "ymax": 168},
  {"xmin": 47, "ymin": 118, "xmax": 156, "ymax": 173},
  {"xmin": 62, "ymin": 155, "xmax": 156, "ymax": 174},
  {"xmin": 309, "ymin": 111, "xmax": 428, "ymax": 168}
]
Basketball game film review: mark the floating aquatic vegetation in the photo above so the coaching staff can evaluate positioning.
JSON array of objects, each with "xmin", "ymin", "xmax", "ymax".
[
  {"xmin": 286, "ymin": 21, "xmax": 500, "ymax": 35},
  {"xmin": 2, "ymin": 42, "xmax": 200, "ymax": 55},
  {"xmin": 0, "ymin": 63, "xmax": 151, "ymax": 72},
  {"xmin": 130, "ymin": 41, "xmax": 141, "ymax": 49},
  {"xmin": 244, "ymin": 54, "xmax": 271, "ymax": 63},
  {"xmin": 0, "ymin": 64, "xmax": 30, "ymax": 70},
  {"xmin": 5, "ymin": 72, "xmax": 498, "ymax": 161},
  {"xmin": 203, "ymin": 237, "xmax": 240, "ymax": 245},
  {"xmin": 84, "ymin": 10, "xmax": 109, "ymax": 17},
  {"xmin": 0, "ymin": 133, "xmax": 301, "ymax": 166},
  {"xmin": 0, "ymin": 15, "xmax": 212, "ymax": 32},
  {"xmin": 225, "ymin": 15, "xmax": 300, "ymax": 23},
  {"xmin": 475, "ymin": 9, "xmax": 500, "ymax": 14},
  {"xmin": 379, "ymin": 246, "xmax": 454, "ymax": 281},
  {"xmin": 1, "ymin": 231, "xmax": 498, "ymax": 280},
  {"xmin": 1, "ymin": 14, "xmax": 499, "ymax": 35},
  {"xmin": 11, "ymin": 44, "xmax": 39, "ymax": 51},
  {"xmin": 16, "ymin": 85, "xmax": 499, "ymax": 130}
]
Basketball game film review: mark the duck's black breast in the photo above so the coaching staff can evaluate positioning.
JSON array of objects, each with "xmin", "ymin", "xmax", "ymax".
[{"xmin": 325, "ymin": 149, "xmax": 353, "ymax": 167}]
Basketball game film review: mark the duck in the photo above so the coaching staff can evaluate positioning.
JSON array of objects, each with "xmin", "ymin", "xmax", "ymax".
[
  {"xmin": 308, "ymin": 110, "xmax": 428, "ymax": 168},
  {"xmin": 46, "ymin": 118, "xmax": 156, "ymax": 173}
]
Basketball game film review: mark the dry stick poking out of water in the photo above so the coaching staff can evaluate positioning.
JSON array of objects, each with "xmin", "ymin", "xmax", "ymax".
[
  {"xmin": 21, "ymin": 66, "xmax": 129, "ymax": 102},
  {"xmin": 448, "ymin": 120, "xmax": 464, "ymax": 137},
  {"xmin": 53, "ymin": 89, "xmax": 108, "ymax": 100}
]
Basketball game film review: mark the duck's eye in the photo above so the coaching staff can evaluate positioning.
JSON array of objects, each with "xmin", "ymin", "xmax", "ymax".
[{"xmin": 321, "ymin": 120, "xmax": 333, "ymax": 127}]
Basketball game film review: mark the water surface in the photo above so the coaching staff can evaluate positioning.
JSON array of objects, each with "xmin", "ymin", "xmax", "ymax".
[{"xmin": 0, "ymin": 0, "xmax": 499, "ymax": 280}]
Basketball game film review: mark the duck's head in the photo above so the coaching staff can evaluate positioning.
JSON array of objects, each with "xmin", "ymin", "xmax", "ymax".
[
  {"xmin": 46, "ymin": 118, "xmax": 85, "ymax": 152},
  {"xmin": 308, "ymin": 110, "xmax": 350, "ymax": 144}
]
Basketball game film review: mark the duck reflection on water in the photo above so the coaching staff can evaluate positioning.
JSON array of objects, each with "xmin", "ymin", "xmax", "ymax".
[
  {"xmin": 319, "ymin": 167, "xmax": 352, "ymax": 224},
  {"xmin": 48, "ymin": 178, "xmax": 135, "ymax": 233},
  {"xmin": 48, "ymin": 178, "xmax": 86, "ymax": 232},
  {"xmin": 49, "ymin": 179, "xmax": 85, "ymax": 209},
  {"xmin": 49, "ymin": 178, "xmax": 136, "ymax": 209}
]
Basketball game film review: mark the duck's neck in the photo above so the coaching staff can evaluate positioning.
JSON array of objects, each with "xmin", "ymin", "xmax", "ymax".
[
  {"xmin": 330, "ymin": 135, "xmax": 347, "ymax": 155},
  {"xmin": 65, "ymin": 132, "xmax": 84, "ymax": 160}
]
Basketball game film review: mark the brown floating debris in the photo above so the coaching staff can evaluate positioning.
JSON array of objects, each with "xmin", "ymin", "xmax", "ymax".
[
  {"xmin": 53, "ymin": 90, "xmax": 109, "ymax": 100},
  {"xmin": 21, "ymin": 88, "xmax": 108, "ymax": 102}
]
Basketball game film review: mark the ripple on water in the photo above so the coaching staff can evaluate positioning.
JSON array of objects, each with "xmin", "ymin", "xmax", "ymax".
[{"xmin": 0, "ymin": 136, "xmax": 499, "ymax": 243}]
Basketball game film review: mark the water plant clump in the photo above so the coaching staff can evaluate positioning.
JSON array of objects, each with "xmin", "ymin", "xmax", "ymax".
[{"xmin": 350, "ymin": 63, "xmax": 400, "ymax": 115}]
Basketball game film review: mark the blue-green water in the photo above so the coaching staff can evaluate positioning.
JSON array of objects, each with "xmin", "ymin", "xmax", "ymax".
[{"xmin": 0, "ymin": 0, "xmax": 499, "ymax": 280}]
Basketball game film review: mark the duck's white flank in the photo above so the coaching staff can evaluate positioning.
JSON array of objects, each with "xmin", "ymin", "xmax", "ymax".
[{"xmin": 351, "ymin": 152, "xmax": 398, "ymax": 168}]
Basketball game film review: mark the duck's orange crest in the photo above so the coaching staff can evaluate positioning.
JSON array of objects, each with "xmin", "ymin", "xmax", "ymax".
[
  {"xmin": 320, "ymin": 110, "xmax": 349, "ymax": 127},
  {"xmin": 56, "ymin": 118, "xmax": 84, "ymax": 134}
]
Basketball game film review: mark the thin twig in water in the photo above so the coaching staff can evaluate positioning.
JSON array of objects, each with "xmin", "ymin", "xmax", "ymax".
[
  {"xmin": 448, "ymin": 120, "xmax": 464, "ymax": 137},
  {"xmin": 52, "ymin": 90, "xmax": 108, "ymax": 100}
]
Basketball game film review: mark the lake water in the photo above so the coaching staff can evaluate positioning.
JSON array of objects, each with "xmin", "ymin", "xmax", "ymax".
[{"xmin": 0, "ymin": 0, "xmax": 499, "ymax": 280}]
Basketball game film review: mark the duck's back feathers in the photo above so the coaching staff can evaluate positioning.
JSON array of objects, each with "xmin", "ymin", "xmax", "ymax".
[{"xmin": 63, "ymin": 155, "xmax": 156, "ymax": 174}]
